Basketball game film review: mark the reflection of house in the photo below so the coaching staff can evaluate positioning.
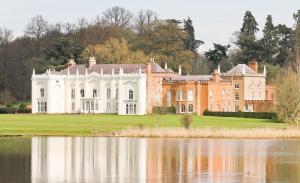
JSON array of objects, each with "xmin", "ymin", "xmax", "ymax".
[
  {"xmin": 32, "ymin": 57, "xmax": 275, "ymax": 115},
  {"xmin": 31, "ymin": 137, "xmax": 147, "ymax": 183}
]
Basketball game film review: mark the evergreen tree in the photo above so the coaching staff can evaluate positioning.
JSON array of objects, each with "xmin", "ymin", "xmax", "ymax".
[
  {"xmin": 183, "ymin": 17, "xmax": 203, "ymax": 53},
  {"xmin": 274, "ymin": 24, "xmax": 295, "ymax": 66},
  {"xmin": 262, "ymin": 15, "xmax": 277, "ymax": 63},
  {"xmin": 293, "ymin": 9, "xmax": 300, "ymax": 24},
  {"xmin": 240, "ymin": 11, "xmax": 259, "ymax": 37},
  {"xmin": 205, "ymin": 43, "xmax": 230, "ymax": 69},
  {"xmin": 45, "ymin": 37, "xmax": 84, "ymax": 65},
  {"xmin": 236, "ymin": 11, "xmax": 261, "ymax": 63}
]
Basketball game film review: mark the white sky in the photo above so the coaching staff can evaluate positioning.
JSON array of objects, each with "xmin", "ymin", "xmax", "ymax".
[{"xmin": 0, "ymin": 0, "xmax": 299, "ymax": 51}]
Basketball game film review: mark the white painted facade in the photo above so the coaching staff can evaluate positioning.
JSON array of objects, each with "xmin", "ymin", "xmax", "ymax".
[{"xmin": 32, "ymin": 67, "xmax": 147, "ymax": 115}]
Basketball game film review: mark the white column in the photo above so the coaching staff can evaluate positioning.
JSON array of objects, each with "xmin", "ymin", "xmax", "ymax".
[
  {"xmin": 47, "ymin": 78, "xmax": 53, "ymax": 113},
  {"xmin": 31, "ymin": 77, "xmax": 37, "ymax": 113}
]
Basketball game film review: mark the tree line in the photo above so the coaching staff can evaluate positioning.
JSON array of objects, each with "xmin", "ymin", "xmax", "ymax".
[{"xmin": 0, "ymin": 7, "xmax": 299, "ymax": 104}]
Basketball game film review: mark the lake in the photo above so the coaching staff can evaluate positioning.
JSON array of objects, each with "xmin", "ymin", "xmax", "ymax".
[{"xmin": 0, "ymin": 137, "xmax": 300, "ymax": 183}]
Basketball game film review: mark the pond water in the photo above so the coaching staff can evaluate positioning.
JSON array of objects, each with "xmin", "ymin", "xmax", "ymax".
[{"xmin": 0, "ymin": 137, "xmax": 300, "ymax": 183}]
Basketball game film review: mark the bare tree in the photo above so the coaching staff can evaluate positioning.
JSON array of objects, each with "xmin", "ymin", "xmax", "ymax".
[
  {"xmin": 135, "ymin": 10, "xmax": 159, "ymax": 33},
  {"xmin": 0, "ymin": 27, "xmax": 13, "ymax": 46},
  {"xmin": 24, "ymin": 15, "xmax": 48, "ymax": 40},
  {"xmin": 275, "ymin": 69, "xmax": 300, "ymax": 125},
  {"xmin": 24, "ymin": 15, "xmax": 48, "ymax": 53},
  {"xmin": 0, "ymin": 27, "xmax": 13, "ymax": 92},
  {"xmin": 102, "ymin": 6, "xmax": 133, "ymax": 29},
  {"xmin": 63, "ymin": 23, "xmax": 76, "ymax": 34}
]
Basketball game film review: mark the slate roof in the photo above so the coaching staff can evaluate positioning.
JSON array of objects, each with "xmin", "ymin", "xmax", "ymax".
[
  {"xmin": 225, "ymin": 64, "xmax": 256, "ymax": 75},
  {"xmin": 164, "ymin": 75, "xmax": 213, "ymax": 82},
  {"xmin": 51, "ymin": 63, "xmax": 173, "ymax": 75}
]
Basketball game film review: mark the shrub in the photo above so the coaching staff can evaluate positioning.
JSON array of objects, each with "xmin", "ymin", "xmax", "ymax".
[
  {"xmin": 182, "ymin": 114, "xmax": 193, "ymax": 129},
  {"xmin": 152, "ymin": 107, "xmax": 176, "ymax": 114},
  {"xmin": 6, "ymin": 104, "xmax": 13, "ymax": 108},
  {"xmin": 203, "ymin": 110, "xmax": 276, "ymax": 119},
  {"xmin": 0, "ymin": 107, "xmax": 17, "ymax": 114},
  {"xmin": 17, "ymin": 108, "xmax": 32, "ymax": 113},
  {"xmin": 18, "ymin": 103, "xmax": 27, "ymax": 110}
]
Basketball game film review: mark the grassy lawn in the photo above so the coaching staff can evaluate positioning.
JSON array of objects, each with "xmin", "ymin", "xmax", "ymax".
[{"xmin": 0, "ymin": 114, "xmax": 287, "ymax": 136}]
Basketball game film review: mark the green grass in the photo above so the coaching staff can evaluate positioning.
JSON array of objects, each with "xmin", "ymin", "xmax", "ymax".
[{"xmin": 0, "ymin": 114, "xmax": 287, "ymax": 136}]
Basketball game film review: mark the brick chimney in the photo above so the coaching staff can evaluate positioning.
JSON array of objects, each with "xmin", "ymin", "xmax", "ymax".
[
  {"xmin": 212, "ymin": 69, "xmax": 221, "ymax": 83},
  {"xmin": 248, "ymin": 59, "xmax": 258, "ymax": 73},
  {"xmin": 66, "ymin": 58, "xmax": 76, "ymax": 68},
  {"xmin": 88, "ymin": 57, "xmax": 96, "ymax": 68}
]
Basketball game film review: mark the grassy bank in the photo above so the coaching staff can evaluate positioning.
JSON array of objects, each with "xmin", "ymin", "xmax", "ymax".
[
  {"xmin": 112, "ymin": 128, "xmax": 300, "ymax": 139},
  {"xmin": 0, "ymin": 114, "xmax": 288, "ymax": 137}
]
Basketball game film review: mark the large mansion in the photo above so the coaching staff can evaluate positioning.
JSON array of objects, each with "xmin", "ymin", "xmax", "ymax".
[{"xmin": 31, "ymin": 58, "xmax": 275, "ymax": 115}]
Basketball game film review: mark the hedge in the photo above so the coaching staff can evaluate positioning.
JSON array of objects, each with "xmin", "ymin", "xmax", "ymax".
[
  {"xmin": 0, "ymin": 107, "xmax": 17, "ymax": 114},
  {"xmin": 152, "ymin": 107, "xmax": 176, "ymax": 114},
  {"xmin": 17, "ymin": 108, "xmax": 32, "ymax": 113},
  {"xmin": 203, "ymin": 110, "xmax": 276, "ymax": 119}
]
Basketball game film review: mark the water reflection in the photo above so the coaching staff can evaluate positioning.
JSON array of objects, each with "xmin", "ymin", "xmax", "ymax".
[{"xmin": 1, "ymin": 137, "xmax": 300, "ymax": 183}]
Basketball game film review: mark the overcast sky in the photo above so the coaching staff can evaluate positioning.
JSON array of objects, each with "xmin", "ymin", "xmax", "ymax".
[{"xmin": 0, "ymin": 0, "xmax": 299, "ymax": 51}]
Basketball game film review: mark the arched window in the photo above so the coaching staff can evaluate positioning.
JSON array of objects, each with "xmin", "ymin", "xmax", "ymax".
[
  {"xmin": 72, "ymin": 102, "xmax": 75, "ymax": 111},
  {"xmin": 166, "ymin": 91, "xmax": 171, "ymax": 107},
  {"xmin": 116, "ymin": 103, "xmax": 118, "ymax": 112},
  {"xmin": 134, "ymin": 104, "xmax": 137, "ymax": 114},
  {"xmin": 222, "ymin": 90, "xmax": 225, "ymax": 100},
  {"xmin": 71, "ymin": 89, "xmax": 75, "ymax": 99},
  {"xmin": 95, "ymin": 101, "xmax": 99, "ymax": 111},
  {"xmin": 209, "ymin": 90, "xmax": 213, "ymax": 101},
  {"xmin": 180, "ymin": 90, "xmax": 185, "ymax": 101},
  {"xmin": 188, "ymin": 90, "xmax": 193, "ymax": 101},
  {"xmin": 234, "ymin": 92, "xmax": 239, "ymax": 100},
  {"xmin": 188, "ymin": 104, "xmax": 193, "ymax": 113},
  {"xmin": 107, "ymin": 89, "xmax": 111, "ymax": 99},
  {"xmin": 106, "ymin": 102, "xmax": 110, "ymax": 110},
  {"xmin": 38, "ymin": 101, "xmax": 41, "ymax": 112},
  {"xmin": 129, "ymin": 89, "xmax": 134, "ymax": 100},
  {"xmin": 40, "ymin": 88, "xmax": 44, "ymax": 98},
  {"xmin": 93, "ymin": 89, "xmax": 97, "ymax": 98},
  {"xmin": 251, "ymin": 80, "xmax": 255, "ymax": 89},
  {"xmin": 129, "ymin": 104, "xmax": 134, "ymax": 114},
  {"xmin": 181, "ymin": 104, "xmax": 185, "ymax": 113},
  {"xmin": 86, "ymin": 101, "xmax": 90, "ymax": 111},
  {"xmin": 126, "ymin": 104, "xmax": 129, "ymax": 114},
  {"xmin": 235, "ymin": 104, "xmax": 239, "ymax": 112},
  {"xmin": 116, "ymin": 88, "xmax": 119, "ymax": 100},
  {"xmin": 82, "ymin": 102, "xmax": 85, "ymax": 111},
  {"xmin": 80, "ymin": 89, "xmax": 85, "ymax": 98},
  {"xmin": 91, "ymin": 101, "xmax": 94, "ymax": 110}
]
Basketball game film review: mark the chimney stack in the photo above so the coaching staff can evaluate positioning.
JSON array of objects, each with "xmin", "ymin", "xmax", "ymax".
[
  {"xmin": 88, "ymin": 57, "xmax": 96, "ymax": 68},
  {"xmin": 66, "ymin": 58, "xmax": 76, "ymax": 68},
  {"xmin": 212, "ymin": 69, "xmax": 221, "ymax": 83},
  {"xmin": 178, "ymin": 65, "xmax": 182, "ymax": 75},
  {"xmin": 248, "ymin": 59, "xmax": 258, "ymax": 73}
]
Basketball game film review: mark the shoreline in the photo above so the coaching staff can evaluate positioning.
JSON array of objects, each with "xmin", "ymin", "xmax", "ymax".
[{"xmin": 2, "ymin": 127, "xmax": 300, "ymax": 139}]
